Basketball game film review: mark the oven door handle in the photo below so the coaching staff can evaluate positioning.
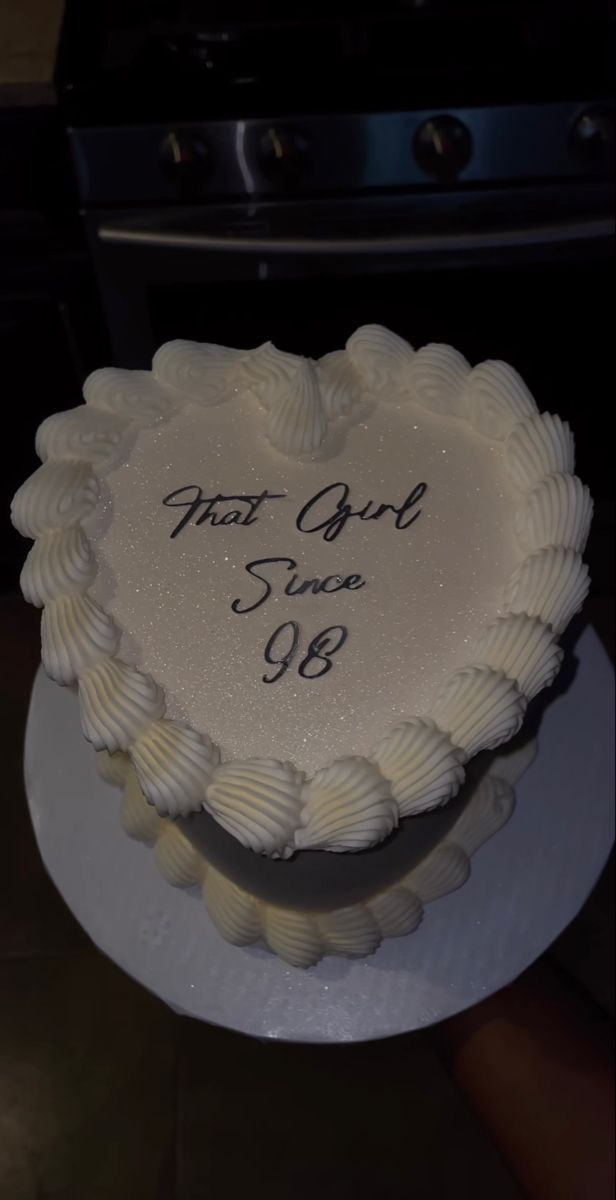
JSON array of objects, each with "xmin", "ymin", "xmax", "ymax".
[{"xmin": 97, "ymin": 215, "xmax": 614, "ymax": 255}]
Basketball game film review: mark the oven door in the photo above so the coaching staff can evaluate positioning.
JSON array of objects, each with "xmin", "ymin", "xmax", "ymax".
[{"xmin": 85, "ymin": 185, "xmax": 614, "ymax": 490}]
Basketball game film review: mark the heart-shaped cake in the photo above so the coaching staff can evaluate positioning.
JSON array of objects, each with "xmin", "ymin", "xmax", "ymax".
[{"xmin": 12, "ymin": 325, "xmax": 592, "ymax": 965}]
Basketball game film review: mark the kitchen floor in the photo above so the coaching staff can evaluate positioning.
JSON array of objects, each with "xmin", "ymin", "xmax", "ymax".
[{"xmin": 1, "ymin": 571, "xmax": 613, "ymax": 1200}]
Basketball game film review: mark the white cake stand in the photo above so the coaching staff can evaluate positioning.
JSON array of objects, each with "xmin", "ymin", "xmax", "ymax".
[{"xmin": 24, "ymin": 624, "xmax": 614, "ymax": 1043}]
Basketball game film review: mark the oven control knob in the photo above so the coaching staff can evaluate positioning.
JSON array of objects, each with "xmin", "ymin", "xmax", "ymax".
[
  {"xmin": 413, "ymin": 115, "xmax": 472, "ymax": 181},
  {"xmin": 160, "ymin": 132, "xmax": 211, "ymax": 194},
  {"xmin": 569, "ymin": 107, "xmax": 614, "ymax": 165},
  {"xmin": 258, "ymin": 127, "xmax": 309, "ymax": 186}
]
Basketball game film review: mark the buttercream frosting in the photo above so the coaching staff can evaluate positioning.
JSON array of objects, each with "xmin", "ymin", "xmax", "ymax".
[
  {"xmin": 240, "ymin": 340, "xmax": 301, "ymax": 404},
  {"xmin": 405, "ymin": 841, "xmax": 471, "ymax": 903},
  {"xmin": 430, "ymin": 667, "xmax": 526, "ymax": 757},
  {"xmin": 203, "ymin": 866, "xmax": 262, "ymax": 946},
  {"xmin": 373, "ymin": 718, "xmax": 466, "ymax": 815},
  {"xmin": 205, "ymin": 759, "xmax": 302, "ymax": 857},
  {"xmin": 346, "ymin": 323, "xmax": 415, "ymax": 389},
  {"xmin": 153, "ymin": 339, "xmax": 246, "ymax": 403},
  {"xmin": 264, "ymin": 356, "xmax": 326, "ymax": 455},
  {"xmin": 130, "ymin": 719, "xmax": 218, "ymax": 817},
  {"xmin": 262, "ymin": 907, "xmax": 323, "ymax": 969},
  {"xmin": 12, "ymin": 460, "xmax": 99, "ymax": 538},
  {"xmin": 316, "ymin": 349, "xmax": 362, "ymax": 419},
  {"xmin": 367, "ymin": 888, "xmax": 424, "ymax": 938},
  {"xmin": 96, "ymin": 747, "xmax": 131, "ymax": 789},
  {"xmin": 35, "ymin": 406, "xmax": 127, "ymax": 465},
  {"xmin": 12, "ymin": 328, "xmax": 591, "ymax": 865},
  {"xmin": 516, "ymin": 472, "xmax": 593, "ymax": 554},
  {"xmin": 505, "ymin": 546, "xmax": 590, "ymax": 634},
  {"xmin": 463, "ymin": 359, "xmax": 538, "ymax": 438},
  {"xmin": 154, "ymin": 823, "xmax": 205, "ymax": 887},
  {"xmin": 41, "ymin": 593, "xmax": 119, "ymax": 685},
  {"xmin": 115, "ymin": 757, "xmax": 517, "ymax": 966},
  {"xmin": 84, "ymin": 366, "xmax": 175, "ymax": 421},
  {"xmin": 296, "ymin": 757, "xmax": 397, "ymax": 852},
  {"xmin": 319, "ymin": 903, "xmax": 382, "ymax": 958},
  {"xmin": 409, "ymin": 342, "xmax": 471, "ymax": 416},
  {"xmin": 79, "ymin": 659, "xmax": 165, "ymax": 753},
  {"xmin": 473, "ymin": 613, "xmax": 563, "ymax": 700},
  {"xmin": 121, "ymin": 763, "xmax": 166, "ymax": 842},
  {"xmin": 505, "ymin": 412, "xmax": 574, "ymax": 491},
  {"xmin": 21, "ymin": 526, "xmax": 95, "ymax": 607}
]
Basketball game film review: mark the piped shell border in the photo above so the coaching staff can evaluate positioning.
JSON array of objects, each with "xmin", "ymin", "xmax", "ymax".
[
  {"xmin": 11, "ymin": 327, "xmax": 591, "ymax": 857},
  {"xmin": 100, "ymin": 747, "xmax": 516, "ymax": 969}
]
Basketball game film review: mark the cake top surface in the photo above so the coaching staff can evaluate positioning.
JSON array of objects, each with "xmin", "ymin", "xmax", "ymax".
[
  {"xmin": 12, "ymin": 325, "xmax": 592, "ymax": 860},
  {"xmin": 87, "ymin": 384, "xmax": 519, "ymax": 774}
]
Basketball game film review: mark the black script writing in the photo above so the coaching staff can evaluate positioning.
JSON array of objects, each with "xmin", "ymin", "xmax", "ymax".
[
  {"xmin": 232, "ymin": 557, "xmax": 366, "ymax": 615},
  {"xmin": 162, "ymin": 485, "xmax": 286, "ymax": 538},
  {"xmin": 295, "ymin": 480, "xmax": 428, "ymax": 543},
  {"xmin": 262, "ymin": 621, "xmax": 348, "ymax": 684}
]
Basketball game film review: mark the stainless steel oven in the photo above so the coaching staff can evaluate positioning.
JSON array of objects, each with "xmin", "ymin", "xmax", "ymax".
[{"xmin": 58, "ymin": 2, "xmax": 615, "ymax": 494}]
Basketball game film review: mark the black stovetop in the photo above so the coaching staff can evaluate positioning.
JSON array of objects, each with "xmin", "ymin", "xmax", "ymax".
[{"xmin": 56, "ymin": 0, "xmax": 615, "ymax": 124}]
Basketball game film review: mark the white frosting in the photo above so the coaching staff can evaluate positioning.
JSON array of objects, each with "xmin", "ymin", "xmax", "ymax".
[
  {"xmin": 409, "ymin": 343, "xmax": 470, "ymax": 416},
  {"xmin": 21, "ymin": 527, "xmax": 95, "ymax": 607},
  {"xmin": 84, "ymin": 367, "xmax": 176, "ymax": 421},
  {"xmin": 405, "ymin": 842, "xmax": 470, "ymax": 903},
  {"xmin": 120, "ymin": 761, "xmax": 518, "ymax": 967},
  {"xmin": 316, "ymin": 350, "xmax": 362, "ymax": 419},
  {"xmin": 239, "ymin": 340, "xmax": 300, "ymax": 405},
  {"xmin": 473, "ymin": 613, "xmax": 563, "ymax": 700},
  {"xmin": 505, "ymin": 546, "xmax": 590, "ymax": 635},
  {"xmin": 262, "ymin": 907, "xmax": 323, "ymax": 969},
  {"xmin": 373, "ymin": 718, "xmax": 466, "ymax": 816},
  {"xmin": 154, "ymin": 824, "xmax": 205, "ymax": 886},
  {"xmin": 295, "ymin": 757, "xmax": 396, "ymax": 852},
  {"xmin": 430, "ymin": 667, "xmax": 526, "ymax": 756},
  {"xmin": 319, "ymin": 903, "xmax": 381, "ymax": 957},
  {"xmin": 90, "ymin": 396, "xmax": 519, "ymax": 777},
  {"xmin": 79, "ymin": 659, "xmax": 165, "ymax": 753},
  {"xmin": 449, "ymin": 774, "xmax": 515, "ymax": 857},
  {"xmin": 346, "ymin": 324, "xmax": 414, "ymax": 390},
  {"xmin": 367, "ymin": 888, "xmax": 423, "ymax": 938},
  {"xmin": 264, "ymin": 357, "xmax": 326, "ymax": 455},
  {"xmin": 41, "ymin": 593, "xmax": 119, "ymax": 685},
  {"xmin": 11, "ymin": 460, "xmax": 99, "ymax": 538},
  {"xmin": 13, "ymin": 328, "xmax": 591, "ymax": 859},
  {"xmin": 35, "ymin": 406, "xmax": 128, "ymax": 465},
  {"xmin": 463, "ymin": 360, "xmax": 538, "ymax": 439},
  {"xmin": 130, "ymin": 719, "xmax": 218, "ymax": 817},
  {"xmin": 505, "ymin": 413, "xmax": 574, "ymax": 491},
  {"xmin": 205, "ymin": 759, "xmax": 303, "ymax": 857},
  {"xmin": 121, "ymin": 764, "xmax": 167, "ymax": 842},
  {"xmin": 153, "ymin": 339, "xmax": 247, "ymax": 403},
  {"xmin": 202, "ymin": 866, "xmax": 261, "ymax": 945},
  {"xmin": 516, "ymin": 473, "xmax": 593, "ymax": 554},
  {"xmin": 95, "ymin": 747, "xmax": 130, "ymax": 788}
]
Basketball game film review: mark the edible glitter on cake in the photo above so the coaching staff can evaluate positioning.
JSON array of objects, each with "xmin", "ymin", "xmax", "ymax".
[{"xmin": 86, "ymin": 394, "xmax": 520, "ymax": 774}]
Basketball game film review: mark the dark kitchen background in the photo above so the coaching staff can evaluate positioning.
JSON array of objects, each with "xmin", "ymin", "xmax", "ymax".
[{"xmin": 1, "ymin": 2, "xmax": 613, "ymax": 1197}]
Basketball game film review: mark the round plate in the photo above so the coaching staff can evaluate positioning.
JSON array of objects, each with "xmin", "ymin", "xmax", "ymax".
[{"xmin": 25, "ymin": 625, "xmax": 614, "ymax": 1042}]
